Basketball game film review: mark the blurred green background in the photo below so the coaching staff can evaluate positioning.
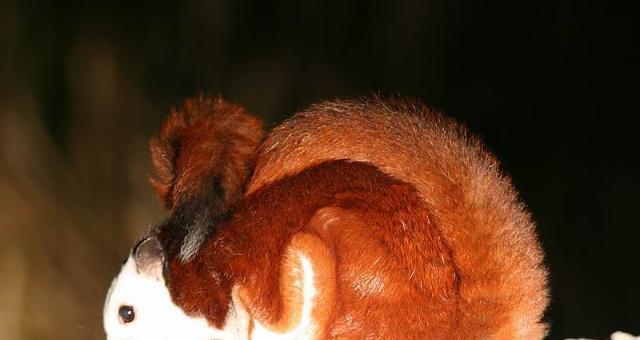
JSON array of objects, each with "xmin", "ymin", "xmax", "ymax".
[{"xmin": 0, "ymin": 1, "xmax": 637, "ymax": 339}]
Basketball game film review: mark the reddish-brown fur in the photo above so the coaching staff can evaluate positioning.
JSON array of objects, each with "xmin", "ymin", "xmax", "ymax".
[
  {"xmin": 168, "ymin": 160, "xmax": 461, "ymax": 337},
  {"xmin": 152, "ymin": 96, "xmax": 548, "ymax": 339},
  {"xmin": 150, "ymin": 95, "xmax": 263, "ymax": 211}
]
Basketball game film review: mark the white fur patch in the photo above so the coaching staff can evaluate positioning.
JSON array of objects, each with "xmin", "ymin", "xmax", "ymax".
[
  {"xmin": 104, "ymin": 253, "xmax": 320, "ymax": 340},
  {"xmin": 103, "ymin": 256, "xmax": 226, "ymax": 340},
  {"xmin": 250, "ymin": 254, "xmax": 318, "ymax": 339}
]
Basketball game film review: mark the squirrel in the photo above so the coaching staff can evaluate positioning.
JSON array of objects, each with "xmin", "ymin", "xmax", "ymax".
[{"xmin": 103, "ymin": 95, "xmax": 548, "ymax": 340}]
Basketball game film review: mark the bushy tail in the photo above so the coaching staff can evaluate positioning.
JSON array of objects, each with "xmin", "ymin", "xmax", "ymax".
[{"xmin": 150, "ymin": 95, "xmax": 264, "ymax": 261}]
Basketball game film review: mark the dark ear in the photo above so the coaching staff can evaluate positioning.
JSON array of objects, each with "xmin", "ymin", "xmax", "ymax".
[{"xmin": 134, "ymin": 236, "xmax": 164, "ymax": 280}]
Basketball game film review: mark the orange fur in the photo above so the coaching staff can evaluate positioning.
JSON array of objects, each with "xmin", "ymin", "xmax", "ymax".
[
  {"xmin": 237, "ymin": 231, "xmax": 337, "ymax": 336},
  {"xmin": 150, "ymin": 94, "xmax": 263, "ymax": 211},
  {"xmin": 248, "ymin": 96, "xmax": 549, "ymax": 338},
  {"xmin": 151, "ymin": 95, "xmax": 548, "ymax": 339},
  {"xmin": 149, "ymin": 95, "xmax": 264, "ymax": 260}
]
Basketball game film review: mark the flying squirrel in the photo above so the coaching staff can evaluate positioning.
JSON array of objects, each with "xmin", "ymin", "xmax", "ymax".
[{"xmin": 103, "ymin": 95, "xmax": 548, "ymax": 340}]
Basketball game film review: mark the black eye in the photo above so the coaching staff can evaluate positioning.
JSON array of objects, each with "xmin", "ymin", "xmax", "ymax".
[{"xmin": 118, "ymin": 305, "xmax": 135, "ymax": 323}]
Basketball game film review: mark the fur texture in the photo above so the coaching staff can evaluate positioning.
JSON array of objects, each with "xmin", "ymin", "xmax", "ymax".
[
  {"xmin": 162, "ymin": 97, "xmax": 547, "ymax": 338},
  {"xmin": 103, "ymin": 254, "xmax": 226, "ymax": 340},
  {"xmin": 104, "ymin": 95, "xmax": 548, "ymax": 340},
  {"xmin": 248, "ymin": 96, "xmax": 549, "ymax": 338},
  {"xmin": 149, "ymin": 95, "xmax": 264, "ymax": 260}
]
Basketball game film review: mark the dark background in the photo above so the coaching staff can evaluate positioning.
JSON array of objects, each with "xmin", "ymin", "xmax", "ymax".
[{"xmin": 0, "ymin": 1, "xmax": 637, "ymax": 339}]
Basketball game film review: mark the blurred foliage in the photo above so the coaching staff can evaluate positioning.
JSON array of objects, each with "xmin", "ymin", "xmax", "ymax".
[{"xmin": 0, "ymin": 0, "xmax": 637, "ymax": 339}]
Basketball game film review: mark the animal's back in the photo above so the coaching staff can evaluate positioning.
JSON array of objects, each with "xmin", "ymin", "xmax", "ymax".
[{"xmin": 248, "ymin": 97, "xmax": 548, "ymax": 339}]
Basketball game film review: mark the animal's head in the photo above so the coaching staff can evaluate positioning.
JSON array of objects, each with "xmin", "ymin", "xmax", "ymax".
[
  {"xmin": 103, "ymin": 237, "xmax": 224, "ymax": 340},
  {"xmin": 104, "ymin": 229, "xmax": 338, "ymax": 340}
]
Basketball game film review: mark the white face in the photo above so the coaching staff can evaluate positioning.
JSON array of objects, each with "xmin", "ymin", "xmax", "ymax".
[
  {"xmin": 103, "ymin": 256, "xmax": 225, "ymax": 340},
  {"xmin": 103, "ymin": 237, "xmax": 319, "ymax": 340}
]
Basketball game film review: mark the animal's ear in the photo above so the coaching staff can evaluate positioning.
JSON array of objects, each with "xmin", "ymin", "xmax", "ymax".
[
  {"xmin": 134, "ymin": 236, "xmax": 164, "ymax": 280},
  {"xmin": 243, "ymin": 232, "xmax": 337, "ymax": 339},
  {"xmin": 150, "ymin": 95, "xmax": 264, "ymax": 261}
]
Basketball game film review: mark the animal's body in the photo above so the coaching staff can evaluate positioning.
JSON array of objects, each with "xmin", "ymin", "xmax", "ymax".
[{"xmin": 104, "ymin": 96, "xmax": 548, "ymax": 339}]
